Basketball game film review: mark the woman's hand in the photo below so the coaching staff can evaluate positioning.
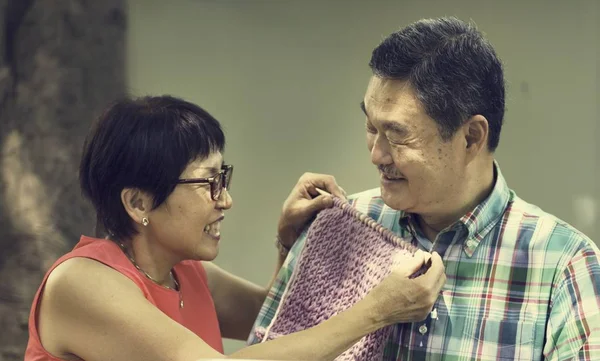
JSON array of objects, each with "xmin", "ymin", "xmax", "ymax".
[
  {"xmin": 370, "ymin": 251, "xmax": 446, "ymax": 325},
  {"xmin": 277, "ymin": 172, "xmax": 346, "ymax": 248}
]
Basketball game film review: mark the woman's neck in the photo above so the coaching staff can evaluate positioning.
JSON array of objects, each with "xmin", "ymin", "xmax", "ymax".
[{"xmin": 118, "ymin": 236, "xmax": 178, "ymax": 288}]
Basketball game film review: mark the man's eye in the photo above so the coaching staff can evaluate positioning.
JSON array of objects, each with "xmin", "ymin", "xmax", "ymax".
[
  {"xmin": 388, "ymin": 139, "xmax": 406, "ymax": 146},
  {"xmin": 365, "ymin": 124, "xmax": 377, "ymax": 134}
]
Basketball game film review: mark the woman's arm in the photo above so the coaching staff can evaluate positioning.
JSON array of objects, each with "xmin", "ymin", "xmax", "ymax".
[
  {"xmin": 41, "ymin": 252, "xmax": 444, "ymax": 361},
  {"xmin": 203, "ymin": 261, "xmax": 270, "ymax": 341},
  {"xmin": 39, "ymin": 257, "xmax": 225, "ymax": 361}
]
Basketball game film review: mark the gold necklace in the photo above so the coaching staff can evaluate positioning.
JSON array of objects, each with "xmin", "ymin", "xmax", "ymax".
[{"xmin": 118, "ymin": 242, "xmax": 184, "ymax": 308}]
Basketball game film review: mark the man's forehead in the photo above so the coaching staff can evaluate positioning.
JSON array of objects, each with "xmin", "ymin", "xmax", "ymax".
[
  {"xmin": 364, "ymin": 77, "xmax": 418, "ymax": 110},
  {"xmin": 364, "ymin": 77, "xmax": 421, "ymax": 116}
]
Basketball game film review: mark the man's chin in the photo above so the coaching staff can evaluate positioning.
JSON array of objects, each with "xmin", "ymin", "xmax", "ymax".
[{"xmin": 380, "ymin": 183, "xmax": 410, "ymax": 211}]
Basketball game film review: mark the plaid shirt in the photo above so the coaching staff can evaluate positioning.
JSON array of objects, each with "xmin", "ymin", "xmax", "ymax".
[{"xmin": 248, "ymin": 165, "xmax": 600, "ymax": 360}]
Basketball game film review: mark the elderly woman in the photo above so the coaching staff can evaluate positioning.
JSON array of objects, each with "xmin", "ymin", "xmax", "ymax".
[{"xmin": 24, "ymin": 95, "xmax": 445, "ymax": 361}]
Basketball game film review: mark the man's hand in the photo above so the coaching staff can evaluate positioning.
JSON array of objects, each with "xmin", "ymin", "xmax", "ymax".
[{"xmin": 278, "ymin": 173, "xmax": 346, "ymax": 248}]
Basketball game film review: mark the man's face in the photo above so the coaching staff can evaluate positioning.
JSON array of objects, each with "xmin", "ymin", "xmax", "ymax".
[{"xmin": 363, "ymin": 76, "xmax": 467, "ymax": 216}]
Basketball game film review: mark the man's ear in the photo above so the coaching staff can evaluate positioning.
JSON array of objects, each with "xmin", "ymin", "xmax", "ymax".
[{"xmin": 462, "ymin": 114, "xmax": 489, "ymax": 159}]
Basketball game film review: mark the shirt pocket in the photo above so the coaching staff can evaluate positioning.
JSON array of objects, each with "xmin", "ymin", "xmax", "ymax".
[{"xmin": 448, "ymin": 316, "xmax": 537, "ymax": 361}]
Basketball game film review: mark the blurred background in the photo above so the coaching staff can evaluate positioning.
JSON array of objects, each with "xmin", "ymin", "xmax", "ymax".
[{"xmin": 0, "ymin": 0, "xmax": 597, "ymax": 358}]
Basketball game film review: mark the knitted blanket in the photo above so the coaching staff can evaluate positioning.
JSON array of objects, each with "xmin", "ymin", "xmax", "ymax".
[{"xmin": 254, "ymin": 197, "xmax": 427, "ymax": 360}]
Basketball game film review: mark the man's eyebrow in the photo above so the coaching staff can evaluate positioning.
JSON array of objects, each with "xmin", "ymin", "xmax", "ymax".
[{"xmin": 361, "ymin": 101, "xmax": 409, "ymax": 136}]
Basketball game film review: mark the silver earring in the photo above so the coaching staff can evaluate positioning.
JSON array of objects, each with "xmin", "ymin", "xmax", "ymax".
[{"xmin": 141, "ymin": 217, "xmax": 149, "ymax": 226}]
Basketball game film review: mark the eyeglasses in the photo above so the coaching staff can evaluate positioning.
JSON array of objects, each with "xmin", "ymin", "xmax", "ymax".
[{"xmin": 177, "ymin": 164, "xmax": 233, "ymax": 201}]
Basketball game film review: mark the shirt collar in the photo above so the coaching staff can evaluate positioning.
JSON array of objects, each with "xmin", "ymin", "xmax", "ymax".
[{"xmin": 398, "ymin": 161, "xmax": 512, "ymax": 257}]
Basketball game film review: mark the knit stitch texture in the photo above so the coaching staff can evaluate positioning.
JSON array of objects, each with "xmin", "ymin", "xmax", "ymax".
[{"xmin": 255, "ymin": 197, "xmax": 427, "ymax": 361}]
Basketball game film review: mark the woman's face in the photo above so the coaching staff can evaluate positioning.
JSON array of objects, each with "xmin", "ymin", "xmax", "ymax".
[{"xmin": 147, "ymin": 152, "xmax": 232, "ymax": 261}]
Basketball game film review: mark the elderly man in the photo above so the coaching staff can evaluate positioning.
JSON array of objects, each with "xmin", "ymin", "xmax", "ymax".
[{"xmin": 250, "ymin": 17, "xmax": 600, "ymax": 360}]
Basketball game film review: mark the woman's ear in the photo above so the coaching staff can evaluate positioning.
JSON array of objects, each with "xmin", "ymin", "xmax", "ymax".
[{"xmin": 121, "ymin": 188, "xmax": 152, "ymax": 225}]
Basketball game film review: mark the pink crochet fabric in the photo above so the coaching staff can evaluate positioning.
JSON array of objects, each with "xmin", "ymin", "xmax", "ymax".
[{"xmin": 255, "ymin": 197, "xmax": 427, "ymax": 360}]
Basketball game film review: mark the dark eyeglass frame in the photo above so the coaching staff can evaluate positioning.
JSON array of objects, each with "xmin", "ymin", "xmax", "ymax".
[{"xmin": 177, "ymin": 164, "xmax": 233, "ymax": 201}]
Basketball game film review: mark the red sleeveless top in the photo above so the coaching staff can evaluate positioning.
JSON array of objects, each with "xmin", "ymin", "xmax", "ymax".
[{"xmin": 24, "ymin": 236, "xmax": 223, "ymax": 360}]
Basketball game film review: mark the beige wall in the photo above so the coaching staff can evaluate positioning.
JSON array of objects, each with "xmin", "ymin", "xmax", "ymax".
[{"xmin": 127, "ymin": 0, "xmax": 598, "ymax": 353}]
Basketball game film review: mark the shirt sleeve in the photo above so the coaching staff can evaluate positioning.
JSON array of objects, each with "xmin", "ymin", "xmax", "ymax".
[{"xmin": 544, "ymin": 242, "xmax": 600, "ymax": 360}]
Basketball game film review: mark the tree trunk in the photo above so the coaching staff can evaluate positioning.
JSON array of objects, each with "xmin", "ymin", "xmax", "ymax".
[{"xmin": 0, "ymin": 1, "xmax": 125, "ymax": 359}]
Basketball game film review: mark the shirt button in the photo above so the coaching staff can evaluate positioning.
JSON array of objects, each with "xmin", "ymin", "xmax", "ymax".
[
  {"xmin": 419, "ymin": 324, "xmax": 428, "ymax": 335},
  {"xmin": 466, "ymin": 239, "xmax": 477, "ymax": 248}
]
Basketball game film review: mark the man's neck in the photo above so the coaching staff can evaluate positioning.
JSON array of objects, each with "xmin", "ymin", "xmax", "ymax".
[{"xmin": 417, "ymin": 161, "xmax": 496, "ymax": 242}]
